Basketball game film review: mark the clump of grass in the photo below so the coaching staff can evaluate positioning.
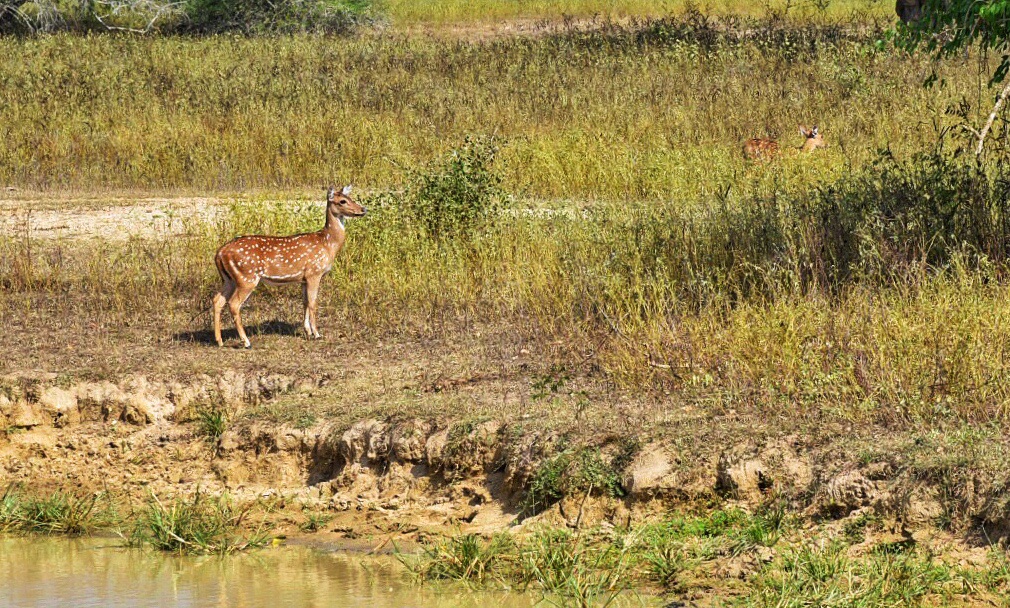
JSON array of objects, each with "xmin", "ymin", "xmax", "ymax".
[
  {"xmin": 128, "ymin": 491, "xmax": 271, "ymax": 554},
  {"xmin": 196, "ymin": 403, "xmax": 228, "ymax": 442},
  {"xmin": 518, "ymin": 528, "xmax": 630, "ymax": 607},
  {"xmin": 0, "ymin": 485, "xmax": 111, "ymax": 535},
  {"xmin": 746, "ymin": 542, "xmax": 957, "ymax": 606},
  {"xmin": 403, "ymin": 533, "xmax": 516, "ymax": 585},
  {"xmin": 403, "ymin": 529, "xmax": 628, "ymax": 606},
  {"xmin": 299, "ymin": 510, "xmax": 334, "ymax": 533}
]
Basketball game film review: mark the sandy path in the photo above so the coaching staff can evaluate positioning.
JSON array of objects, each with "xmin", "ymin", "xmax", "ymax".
[{"xmin": 0, "ymin": 197, "xmax": 230, "ymax": 241}]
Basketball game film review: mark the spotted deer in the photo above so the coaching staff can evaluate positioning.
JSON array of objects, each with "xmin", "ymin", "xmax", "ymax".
[
  {"xmin": 743, "ymin": 125, "xmax": 827, "ymax": 161},
  {"xmin": 212, "ymin": 185, "xmax": 366, "ymax": 348}
]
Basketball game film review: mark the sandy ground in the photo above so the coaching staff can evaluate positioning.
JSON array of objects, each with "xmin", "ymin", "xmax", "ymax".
[{"xmin": 0, "ymin": 197, "xmax": 229, "ymax": 241}]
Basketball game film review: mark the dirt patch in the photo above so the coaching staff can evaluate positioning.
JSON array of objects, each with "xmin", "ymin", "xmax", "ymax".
[
  {"xmin": 3, "ymin": 368, "xmax": 1008, "ymax": 555},
  {"xmin": 0, "ymin": 197, "xmax": 226, "ymax": 241}
]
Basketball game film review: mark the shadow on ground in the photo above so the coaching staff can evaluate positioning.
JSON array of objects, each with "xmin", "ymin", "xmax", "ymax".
[{"xmin": 174, "ymin": 321, "xmax": 303, "ymax": 346}]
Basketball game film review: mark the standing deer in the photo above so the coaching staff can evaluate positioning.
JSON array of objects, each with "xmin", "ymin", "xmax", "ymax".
[
  {"xmin": 212, "ymin": 185, "xmax": 366, "ymax": 348},
  {"xmin": 743, "ymin": 125, "xmax": 827, "ymax": 160}
]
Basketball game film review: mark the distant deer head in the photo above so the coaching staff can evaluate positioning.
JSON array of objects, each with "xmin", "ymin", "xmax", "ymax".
[
  {"xmin": 798, "ymin": 125, "xmax": 827, "ymax": 153},
  {"xmin": 211, "ymin": 184, "xmax": 366, "ymax": 348}
]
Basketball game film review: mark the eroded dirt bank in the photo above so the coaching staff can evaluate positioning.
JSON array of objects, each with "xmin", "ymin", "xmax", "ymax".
[{"xmin": 2, "ymin": 367, "xmax": 1006, "ymax": 560}]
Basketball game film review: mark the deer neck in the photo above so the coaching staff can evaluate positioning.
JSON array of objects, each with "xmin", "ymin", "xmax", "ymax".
[{"xmin": 323, "ymin": 211, "xmax": 347, "ymax": 252}]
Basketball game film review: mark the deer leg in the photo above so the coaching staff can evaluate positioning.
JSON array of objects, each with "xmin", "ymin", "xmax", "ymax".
[
  {"xmin": 305, "ymin": 275, "xmax": 322, "ymax": 339},
  {"xmin": 212, "ymin": 279, "xmax": 236, "ymax": 347},
  {"xmin": 228, "ymin": 282, "xmax": 257, "ymax": 349},
  {"xmin": 302, "ymin": 281, "xmax": 313, "ymax": 338}
]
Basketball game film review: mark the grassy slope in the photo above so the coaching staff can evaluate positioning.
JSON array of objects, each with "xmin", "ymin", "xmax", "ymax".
[{"xmin": 3, "ymin": 16, "xmax": 1008, "ymax": 424}]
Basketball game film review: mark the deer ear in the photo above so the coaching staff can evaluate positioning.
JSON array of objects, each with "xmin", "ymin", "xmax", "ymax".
[
  {"xmin": 341, "ymin": 185, "xmax": 352, "ymax": 196},
  {"xmin": 327, "ymin": 186, "xmax": 336, "ymax": 202},
  {"xmin": 799, "ymin": 125, "xmax": 808, "ymax": 137},
  {"xmin": 812, "ymin": 126, "xmax": 819, "ymax": 136}
]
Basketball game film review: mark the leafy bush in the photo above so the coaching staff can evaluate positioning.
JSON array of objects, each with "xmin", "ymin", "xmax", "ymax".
[
  {"xmin": 0, "ymin": 0, "xmax": 375, "ymax": 34},
  {"xmin": 183, "ymin": 0, "xmax": 372, "ymax": 34},
  {"xmin": 521, "ymin": 447, "xmax": 625, "ymax": 517},
  {"xmin": 400, "ymin": 134, "xmax": 507, "ymax": 242}
]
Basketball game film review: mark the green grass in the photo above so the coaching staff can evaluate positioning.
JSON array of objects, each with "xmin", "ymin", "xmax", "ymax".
[
  {"xmin": 196, "ymin": 403, "xmax": 228, "ymax": 443},
  {"xmin": 127, "ymin": 491, "xmax": 272, "ymax": 554},
  {"xmin": 0, "ymin": 485, "xmax": 271, "ymax": 555},
  {"xmin": 0, "ymin": 485, "xmax": 111, "ymax": 536},
  {"xmin": 403, "ymin": 528, "xmax": 632, "ymax": 606},
  {"xmin": 405, "ymin": 513, "xmax": 1010, "ymax": 605}
]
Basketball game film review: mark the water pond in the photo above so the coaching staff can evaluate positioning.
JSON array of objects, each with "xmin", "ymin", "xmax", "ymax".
[{"xmin": 0, "ymin": 537, "xmax": 539, "ymax": 608}]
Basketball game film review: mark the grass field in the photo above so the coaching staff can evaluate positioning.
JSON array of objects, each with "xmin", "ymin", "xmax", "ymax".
[
  {"xmin": 4, "ymin": 13, "xmax": 1010, "ymax": 423},
  {"xmin": 0, "ymin": 16, "xmax": 968, "ymax": 198},
  {"xmin": 384, "ymin": 0, "xmax": 895, "ymax": 25}
]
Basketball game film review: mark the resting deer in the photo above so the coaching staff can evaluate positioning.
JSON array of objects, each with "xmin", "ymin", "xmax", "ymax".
[
  {"xmin": 212, "ymin": 185, "xmax": 366, "ymax": 348},
  {"xmin": 743, "ymin": 125, "xmax": 827, "ymax": 161}
]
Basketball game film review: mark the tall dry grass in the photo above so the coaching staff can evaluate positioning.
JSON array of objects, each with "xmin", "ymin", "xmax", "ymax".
[
  {"xmin": 384, "ymin": 0, "xmax": 892, "ymax": 25},
  {"xmin": 0, "ymin": 16, "xmax": 973, "ymax": 200}
]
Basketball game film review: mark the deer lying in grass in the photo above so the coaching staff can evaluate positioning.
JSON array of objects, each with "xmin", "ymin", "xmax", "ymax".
[
  {"xmin": 743, "ymin": 125, "xmax": 827, "ymax": 161},
  {"xmin": 212, "ymin": 185, "xmax": 366, "ymax": 348}
]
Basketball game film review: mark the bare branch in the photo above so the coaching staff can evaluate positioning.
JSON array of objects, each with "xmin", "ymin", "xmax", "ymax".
[
  {"xmin": 90, "ymin": 0, "xmax": 185, "ymax": 33},
  {"xmin": 976, "ymin": 77, "xmax": 1010, "ymax": 156}
]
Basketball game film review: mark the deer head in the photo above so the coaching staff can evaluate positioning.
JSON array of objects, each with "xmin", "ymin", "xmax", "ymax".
[
  {"xmin": 326, "ymin": 185, "xmax": 367, "ymax": 221},
  {"xmin": 799, "ymin": 125, "xmax": 827, "ymax": 153}
]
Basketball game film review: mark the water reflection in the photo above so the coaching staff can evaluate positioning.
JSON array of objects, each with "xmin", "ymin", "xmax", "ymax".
[{"xmin": 0, "ymin": 537, "xmax": 535, "ymax": 608}]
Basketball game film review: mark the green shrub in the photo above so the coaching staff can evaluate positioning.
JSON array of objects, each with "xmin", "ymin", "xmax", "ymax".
[
  {"xmin": 183, "ymin": 0, "xmax": 374, "ymax": 34},
  {"xmin": 0, "ymin": 0, "xmax": 375, "ymax": 34},
  {"xmin": 401, "ymin": 134, "xmax": 507, "ymax": 242},
  {"xmin": 521, "ymin": 447, "xmax": 625, "ymax": 517}
]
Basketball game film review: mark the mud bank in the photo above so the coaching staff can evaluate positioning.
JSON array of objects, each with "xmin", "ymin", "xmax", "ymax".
[{"xmin": 1, "ymin": 369, "xmax": 1007, "ymax": 550}]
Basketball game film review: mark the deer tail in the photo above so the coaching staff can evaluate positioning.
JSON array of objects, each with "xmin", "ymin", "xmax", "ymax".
[{"xmin": 214, "ymin": 248, "xmax": 232, "ymax": 283}]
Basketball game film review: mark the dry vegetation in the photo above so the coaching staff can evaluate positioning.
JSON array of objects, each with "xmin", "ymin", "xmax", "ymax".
[
  {"xmin": 384, "ymin": 0, "xmax": 894, "ymax": 25},
  {"xmin": 0, "ymin": 16, "xmax": 955, "ymax": 195},
  {"xmin": 7, "ymin": 3, "xmax": 1010, "ymax": 604}
]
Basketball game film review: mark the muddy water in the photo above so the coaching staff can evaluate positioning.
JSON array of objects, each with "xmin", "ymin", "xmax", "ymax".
[{"xmin": 0, "ymin": 537, "xmax": 535, "ymax": 608}]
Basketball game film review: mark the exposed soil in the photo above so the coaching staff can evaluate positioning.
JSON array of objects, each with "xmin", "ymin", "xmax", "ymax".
[
  {"xmin": 1, "ymin": 364, "xmax": 1004, "ymax": 562},
  {"xmin": 1, "ymin": 196, "xmax": 226, "ymax": 241}
]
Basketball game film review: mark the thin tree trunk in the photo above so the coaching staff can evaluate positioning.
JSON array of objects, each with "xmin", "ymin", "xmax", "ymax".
[{"xmin": 977, "ymin": 78, "xmax": 1010, "ymax": 156}]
